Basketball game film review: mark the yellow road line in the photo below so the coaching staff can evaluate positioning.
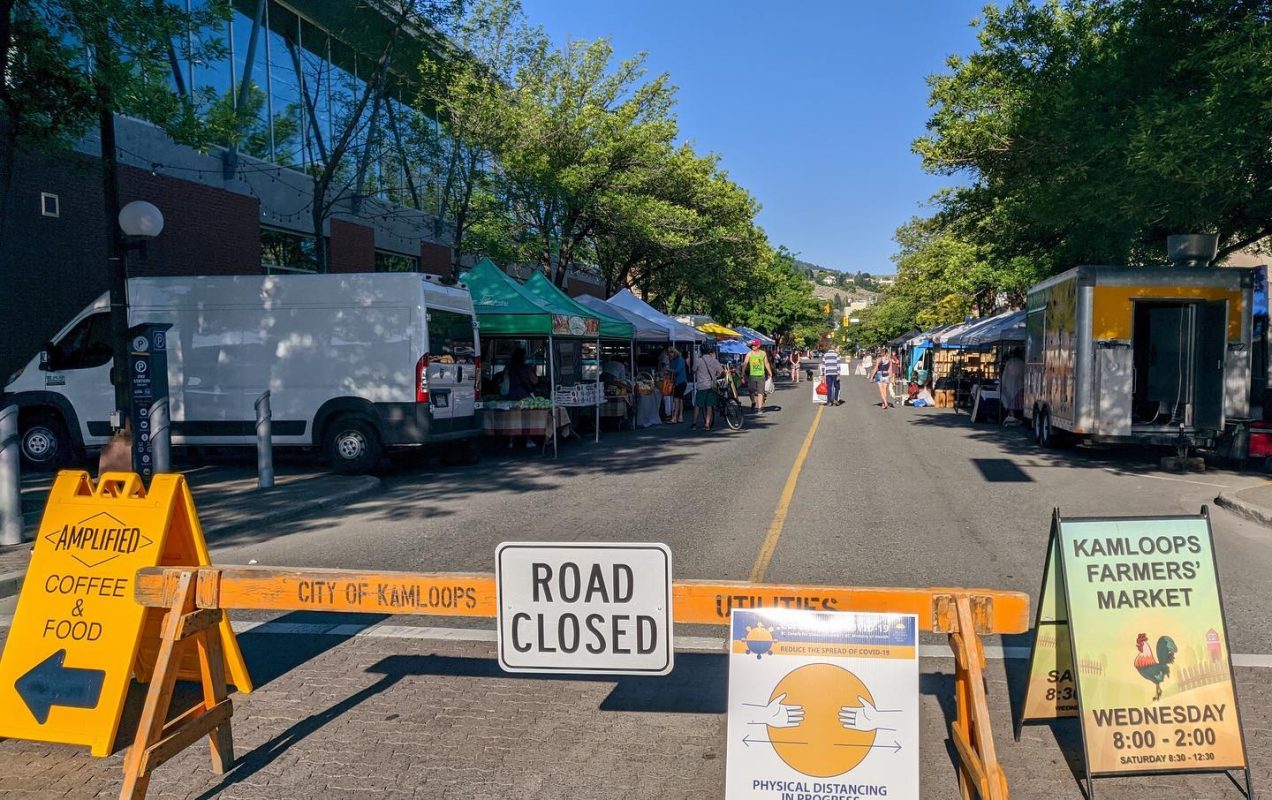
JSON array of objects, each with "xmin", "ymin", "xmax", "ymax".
[{"xmin": 748, "ymin": 404, "xmax": 825, "ymax": 582}]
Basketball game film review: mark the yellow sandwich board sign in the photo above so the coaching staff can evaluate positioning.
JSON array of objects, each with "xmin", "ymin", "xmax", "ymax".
[
  {"xmin": 1017, "ymin": 512, "xmax": 1077, "ymax": 734},
  {"xmin": 1020, "ymin": 509, "xmax": 1253, "ymax": 799},
  {"xmin": 0, "ymin": 471, "xmax": 251, "ymax": 757}
]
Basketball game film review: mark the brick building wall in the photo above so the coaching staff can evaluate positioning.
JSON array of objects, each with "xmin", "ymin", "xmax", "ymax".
[
  {"xmin": 566, "ymin": 277, "xmax": 605, "ymax": 299},
  {"xmin": 328, "ymin": 219, "xmax": 375, "ymax": 273},
  {"xmin": 119, "ymin": 166, "xmax": 260, "ymax": 277},
  {"xmin": 420, "ymin": 241, "xmax": 453, "ymax": 279}
]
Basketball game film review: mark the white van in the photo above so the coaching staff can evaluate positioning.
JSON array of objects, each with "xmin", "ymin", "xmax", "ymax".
[{"xmin": 2, "ymin": 273, "xmax": 482, "ymax": 474}]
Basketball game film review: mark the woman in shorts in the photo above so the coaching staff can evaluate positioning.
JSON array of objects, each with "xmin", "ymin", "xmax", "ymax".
[
  {"xmin": 870, "ymin": 350, "xmax": 896, "ymax": 409},
  {"xmin": 691, "ymin": 344, "xmax": 723, "ymax": 430}
]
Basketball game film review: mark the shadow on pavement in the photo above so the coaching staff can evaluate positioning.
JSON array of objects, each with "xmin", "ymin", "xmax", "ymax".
[{"xmin": 904, "ymin": 409, "xmax": 1249, "ymax": 477}]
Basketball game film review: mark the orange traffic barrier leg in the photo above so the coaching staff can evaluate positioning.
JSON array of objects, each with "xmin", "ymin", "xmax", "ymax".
[{"xmin": 119, "ymin": 570, "xmax": 234, "ymax": 800}]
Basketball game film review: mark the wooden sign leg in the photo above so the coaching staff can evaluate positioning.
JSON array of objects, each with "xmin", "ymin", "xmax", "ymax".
[
  {"xmin": 195, "ymin": 622, "xmax": 234, "ymax": 773},
  {"xmin": 119, "ymin": 571, "xmax": 235, "ymax": 800},
  {"xmin": 948, "ymin": 595, "xmax": 1010, "ymax": 800}
]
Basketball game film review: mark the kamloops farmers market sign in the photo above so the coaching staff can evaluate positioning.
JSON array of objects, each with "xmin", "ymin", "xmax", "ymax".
[{"xmin": 1019, "ymin": 510, "xmax": 1254, "ymax": 798}]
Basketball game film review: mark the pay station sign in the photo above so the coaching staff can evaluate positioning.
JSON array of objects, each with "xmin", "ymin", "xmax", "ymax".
[{"xmin": 496, "ymin": 542, "xmax": 673, "ymax": 675}]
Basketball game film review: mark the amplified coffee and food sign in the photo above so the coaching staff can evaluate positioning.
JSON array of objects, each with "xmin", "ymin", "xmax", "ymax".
[
  {"xmin": 0, "ymin": 472, "xmax": 250, "ymax": 757},
  {"xmin": 1020, "ymin": 511, "xmax": 1252, "ymax": 792}
]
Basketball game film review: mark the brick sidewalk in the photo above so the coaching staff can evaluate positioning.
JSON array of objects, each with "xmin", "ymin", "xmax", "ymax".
[{"xmin": 0, "ymin": 627, "xmax": 1265, "ymax": 799}]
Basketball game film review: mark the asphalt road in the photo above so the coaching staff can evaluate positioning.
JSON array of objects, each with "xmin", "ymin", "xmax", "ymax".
[
  {"xmin": 4, "ymin": 371, "xmax": 1272, "ymax": 799},
  {"xmin": 200, "ymin": 371, "xmax": 1272, "ymax": 653}
]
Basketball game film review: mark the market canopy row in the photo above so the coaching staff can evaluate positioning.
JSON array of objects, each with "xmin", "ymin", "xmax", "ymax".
[
  {"xmin": 608, "ymin": 289, "xmax": 707, "ymax": 343},
  {"xmin": 463, "ymin": 258, "xmax": 604, "ymax": 338}
]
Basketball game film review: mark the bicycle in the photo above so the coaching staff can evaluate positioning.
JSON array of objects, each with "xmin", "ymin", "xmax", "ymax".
[{"xmin": 714, "ymin": 370, "xmax": 745, "ymax": 430}]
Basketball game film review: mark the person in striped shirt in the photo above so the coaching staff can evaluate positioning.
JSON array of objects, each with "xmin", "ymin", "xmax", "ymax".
[{"xmin": 821, "ymin": 348, "xmax": 842, "ymax": 405}]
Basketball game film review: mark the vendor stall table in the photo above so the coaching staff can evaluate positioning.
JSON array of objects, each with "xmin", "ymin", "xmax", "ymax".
[
  {"xmin": 482, "ymin": 406, "xmax": 571, "ymax": 454},
  {"xmin": 600, "ymin": 395, "xmax": 634, "ymax": 428}
]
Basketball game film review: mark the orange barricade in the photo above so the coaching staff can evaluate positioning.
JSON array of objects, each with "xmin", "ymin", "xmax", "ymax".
[{"xmin": 128, "ymin": 566, "xmax": 1027, "ymax": 800}]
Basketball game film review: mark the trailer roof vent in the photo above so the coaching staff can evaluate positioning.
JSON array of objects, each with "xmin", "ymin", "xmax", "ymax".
[{"xmin": 1167, "ymin": 234, "xmax": 1218, "ymax": 267}]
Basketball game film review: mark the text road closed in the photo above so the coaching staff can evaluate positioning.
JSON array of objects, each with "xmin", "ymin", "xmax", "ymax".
[{"xmin": 496, "ymin": 543, "xmax": 673, "ymax": 675}]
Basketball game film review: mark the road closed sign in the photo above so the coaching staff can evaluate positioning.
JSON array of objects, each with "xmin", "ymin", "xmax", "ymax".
[{"xmin": 496, "ymin": 542, "xmax": 673, "ymax": 675}]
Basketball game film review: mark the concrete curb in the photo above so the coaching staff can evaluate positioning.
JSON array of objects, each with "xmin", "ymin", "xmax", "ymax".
[
  {"xmin": 1214, "ymin": 490, "xmax": 1272, "ymax": 529},
  {"xmin": 0, "ymin": 570, "xmax": 24, "ymax": 599},
  {"xmin": 0, "ymin": 475, "xmax": 384, "ymax": 600}
]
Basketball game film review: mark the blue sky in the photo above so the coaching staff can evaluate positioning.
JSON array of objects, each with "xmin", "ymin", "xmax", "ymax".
[{"xmin": 519, "ymin": 0, "xmax": 987, "ymax": 274}]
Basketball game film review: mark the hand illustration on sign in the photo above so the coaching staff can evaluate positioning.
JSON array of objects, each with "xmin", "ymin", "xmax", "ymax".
[
  {"xmin": 839, "ymin": 696, "xmax": 900, "ymax": 732},
  {"xmin": 743, "ymin": 693, "xmax": 805, "ymax": 728}
]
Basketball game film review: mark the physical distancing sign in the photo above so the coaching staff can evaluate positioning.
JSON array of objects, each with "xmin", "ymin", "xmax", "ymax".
[
  {"xmin": 725, "ymin": 609, "xmax": 919, "ymax": 799},
  {"xmin": 0, "ymin": 471, "xmax": 251, "ymax": 757},
  {"xmin": 1020, "ymin": 510, "xmax": 1253, "ymax": 798},
  {"xmin": 496, "ymin": 542, "xmax": 673, "ymax": 675}
]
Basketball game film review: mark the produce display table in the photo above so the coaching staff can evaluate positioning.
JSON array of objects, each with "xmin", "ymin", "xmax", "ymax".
[
  {"xmin": 601, "ymin": 395, "xmax": 633, "ymax": 428},
  {"xmin": 482, "ymin": 406, "xmax": 571, "ymax": 446}
]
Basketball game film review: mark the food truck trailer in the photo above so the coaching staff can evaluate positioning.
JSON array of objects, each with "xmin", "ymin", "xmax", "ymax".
[{"xmin": 1024, "ymin": 263, "xmax": 1255, "ymax": 451}]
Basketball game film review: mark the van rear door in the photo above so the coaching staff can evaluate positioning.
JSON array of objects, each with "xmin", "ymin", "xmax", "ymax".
[{"xmin": 424, "ymin": 305, "xmax": 478, "ymax": 434}]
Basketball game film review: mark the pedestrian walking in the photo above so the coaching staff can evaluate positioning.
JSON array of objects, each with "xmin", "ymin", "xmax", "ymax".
[
  {"xmin": 691, "ymin": 344, "xmax": 724, "ymax": 430},
  {"xmin": 790, "ymin": 350, "xmax": 801, "ymax": 383},
  {"xmin": 741, "ymin": 339, "xmax": 773, "ymax": 413},
  {"xmin": 668, "ymin": 347, "xmax": 687, "ymax": 424},
  {"xmin": 821, "ymin": 347, "xmax": 842, "ymax": 405},
  {"xmin": 870, "ymin": 350, "xmax": 896, "ymax": 409},
  {"xmin": 1000, "ymin": 347, "xmax": 1026, "ymax": 422},
  {"xmin": 859, "ymin": 351, "xmax": 873, "ymax": 378}
]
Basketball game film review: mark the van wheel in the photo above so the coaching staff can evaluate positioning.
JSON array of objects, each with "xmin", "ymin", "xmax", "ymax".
[
  {"xmin": 324, "ymin": 416, "xmax": 382, "ymax": 475},
  {"xmin": 20, "ymin": 412, "xmax": 70, "ymax": 471}
]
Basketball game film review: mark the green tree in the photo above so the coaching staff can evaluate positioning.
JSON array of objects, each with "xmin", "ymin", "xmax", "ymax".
[
  {"xmin": 916, "ymin": 0, "xmax": 1272, "ymax": 267},
  {"xmin": 417, "ymin": 0, "xmax": 540, "ymax": 267},
  {"xmin": 493, "ymin": 36, "xmax": 678, "ymax": 286}
]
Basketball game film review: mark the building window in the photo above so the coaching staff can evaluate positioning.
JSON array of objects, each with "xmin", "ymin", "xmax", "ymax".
[
  {"xmin": 375, "ymin": 250, "xmax": 418, "ymax": 273},
  {"xmin": 261, "ymin": 227, "xmax": 318, "ymax": 273},
  {"xmin": 40, "ymin": 192, "xmax": 60, "ymax": 218}
]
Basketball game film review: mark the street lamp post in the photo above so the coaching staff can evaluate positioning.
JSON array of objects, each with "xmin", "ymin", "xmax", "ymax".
[{"xmin": 98, "ymin": 193, "xmax": 165, "ymax": 475}]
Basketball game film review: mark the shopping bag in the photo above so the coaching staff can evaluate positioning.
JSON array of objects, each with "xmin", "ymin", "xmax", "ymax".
[
  {"xmin": 812, "ymin": 380, "xmax": 827, "ymax": 405},
  {"xmin": 765, "ymin": 377, "xmax": 775, "ymax": 395},
  {"xmin": 815, "ymin": 380, "xmax": 828, "ymax": 396}
]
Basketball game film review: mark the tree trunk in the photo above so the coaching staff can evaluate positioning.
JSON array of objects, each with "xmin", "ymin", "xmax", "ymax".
[
  {"xmin": 0, "ymin": 0, "xmax": 17, "ymax": 240},
  {"xmin": 312, "ymin": 179, "xmax": 328, "ymax": 272}
]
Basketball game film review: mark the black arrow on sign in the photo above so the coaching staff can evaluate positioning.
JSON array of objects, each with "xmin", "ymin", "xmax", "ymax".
[
  {"xmin": 742, "ymin": 733, "xmax": 808, "ymax": 747},
  {"xmin": 835, "ymin": 740, "xmax": 902, "ymax": 753},
  {"xmin": 15, "ymin": 650, "xmax": 106, "ymax": 724}
]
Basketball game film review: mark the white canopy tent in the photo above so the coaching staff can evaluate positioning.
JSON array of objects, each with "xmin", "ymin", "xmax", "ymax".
[
  {"xmin": 576, "ymin": 295, "xmax": 667, "ymax": 342},
  {"xmin": 607, "ymin": 289, "xmax": 707, "ymax": 343}
]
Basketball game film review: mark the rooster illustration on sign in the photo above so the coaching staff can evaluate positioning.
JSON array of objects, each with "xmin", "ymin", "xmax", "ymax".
[{"xmin": 1134, "ymin": 632, "xmax": 1178, "ymax": 702}]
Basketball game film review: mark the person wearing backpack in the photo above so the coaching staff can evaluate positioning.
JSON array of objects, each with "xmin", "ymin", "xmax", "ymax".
[{"xmin": 742, "ymin": 339, "xmax": 773, "ymax": 414}]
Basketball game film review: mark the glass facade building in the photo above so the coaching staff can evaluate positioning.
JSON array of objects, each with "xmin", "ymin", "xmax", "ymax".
[{"xmin": 176, "ymin": 0, "xmax": 443, "ymax": 212}]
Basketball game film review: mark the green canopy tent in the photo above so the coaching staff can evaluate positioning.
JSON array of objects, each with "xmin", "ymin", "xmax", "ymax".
[
  {"xmin": 462, "ymin": 258, "xmax": 603, "ymax": 454},
  {"xmin": 523, "ymin": 273, "xmax": 638, "ymax": 435}
]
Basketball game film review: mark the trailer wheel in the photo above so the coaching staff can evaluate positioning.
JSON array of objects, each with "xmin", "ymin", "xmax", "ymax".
[
  {"xmin": 324, "ymin": 415, "xmax": 382, "ymax": 475},
  {"xmin": 1038, "ymin": 409, "xmax": 1054, "ymax": 448}
]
